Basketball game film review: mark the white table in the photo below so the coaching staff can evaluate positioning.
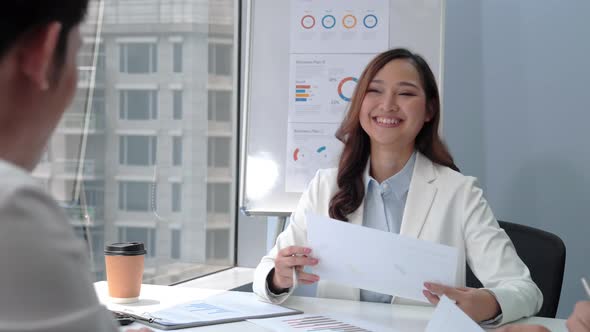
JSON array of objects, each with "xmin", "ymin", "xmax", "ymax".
[{"xmin": 94, "ymin": 281, "xmax": 566, "ymax": 331}]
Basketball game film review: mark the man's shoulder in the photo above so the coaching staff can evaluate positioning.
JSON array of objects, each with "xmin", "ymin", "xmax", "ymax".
[
  {"xmin": 0, "ymin": 159, "xmax": 44, "ymax": 201},
  {"xmin": 0, "ymin": 160, "xmax": 78, "ymax": 248}
]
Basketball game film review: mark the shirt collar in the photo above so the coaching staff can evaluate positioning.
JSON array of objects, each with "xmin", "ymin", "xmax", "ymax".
[{"xmin": 364, "ymin": 151, "xmax": 417, "ymax": 199}]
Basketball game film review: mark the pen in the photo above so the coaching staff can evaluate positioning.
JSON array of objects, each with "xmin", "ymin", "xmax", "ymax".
[
  {"xmin": 582, "ymin": 277, "xmax": 590, "ymax": 299},
  {"xmin": 114, "ymin": 310, "xmax": 156, "ymax": 324}
]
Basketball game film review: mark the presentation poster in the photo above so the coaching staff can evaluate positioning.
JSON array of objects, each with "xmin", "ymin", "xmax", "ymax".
[
  {"xmin": 288, "ymin": 54, "xmax": 374, "ymax": 124},
  {"xmin": 290, "ymin": 0, "xmax": 390, "ymax": 54},
  {"xmin": 285, "ymin": 0, "xmax": 389, "ymax": 192},
  {"xmin": 285, "ymin": 122, "xmax": 342, "ymax": 193}
]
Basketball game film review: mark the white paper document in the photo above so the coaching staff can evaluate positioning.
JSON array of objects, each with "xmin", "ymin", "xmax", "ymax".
[
  {"xmin": 143, "ymin": 291, "xmax": 301, "ymax": 329},
  {"xmin": 425, "ymin": 296, "xmax": 485, "ymax": 332},
  {"xmin": 306, "ymin": 213, "xmax": 459, "ymax": 302},
  {"xmin": 249, "ymin": 313, "xmax": 395, "ymax": 332}
]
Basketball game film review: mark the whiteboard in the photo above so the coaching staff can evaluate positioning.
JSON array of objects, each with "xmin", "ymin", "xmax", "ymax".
[{"xmin": 240, "ymin": 0, "xmax": 445, "ymax": 216}]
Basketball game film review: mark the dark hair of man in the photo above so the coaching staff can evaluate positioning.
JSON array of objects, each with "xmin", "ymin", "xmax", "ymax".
[
  {"xmin": 328, "ymin": 48, "xmax": 460, "ymax": 221},
  {"xmin": 0, "ymin": 1, "xmax": 89, "ymax": 65}
]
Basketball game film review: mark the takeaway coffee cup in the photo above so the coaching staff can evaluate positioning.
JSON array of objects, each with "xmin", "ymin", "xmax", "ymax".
[{"xmin": 104, "ymin": 242, "xmax": 146, "ymax": 303}]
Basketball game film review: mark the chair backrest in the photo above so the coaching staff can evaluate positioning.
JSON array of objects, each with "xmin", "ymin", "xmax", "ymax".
[{"xmin": 465, "ymin": 220, "xmax": 566, "ymax": 318}]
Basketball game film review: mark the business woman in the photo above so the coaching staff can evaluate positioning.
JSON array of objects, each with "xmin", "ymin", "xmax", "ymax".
[{"xmin": 253, "ymin": 48, "xmax": 542, "ymax": 326}]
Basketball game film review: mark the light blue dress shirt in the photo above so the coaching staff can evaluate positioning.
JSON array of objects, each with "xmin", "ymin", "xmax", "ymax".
[{"xmin": 360, "ymin": 152, "xmax": 416, "ymax": 303}]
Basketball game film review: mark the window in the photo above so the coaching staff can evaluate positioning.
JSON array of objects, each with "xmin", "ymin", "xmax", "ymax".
[
  {"xmin": 208, "ymin": 90, "xmax": 231, "ymax": 122},
  {"xmin": 120, "ymin": 43, "xmax": 157, "ymax": 73},
  {"xmin": 79, "ymin": 42, "xmax": 105, "ymax": 82},
  {"xmin": 207, "ymin": 137, "xmax": 230, "ymax": 168},
  {"xmin": 118, "ymin": 226, "xmax": 156, "ymax": 257},
  {"xmin": 81, "ymin": 180, "xmax": 105, "ymax": 220},
  {"xmin": 70, "ymin": 88, "xmax": 105, "ymax": 114},
  {"xmin": 171, "ymin": 229, "xmax": 181, "ymax": 259},
  {"xmin": 208, "ymin": 43, "xmax": 232, "ymax": 76},
  {"xmin": 40, "ymin": 0, "xmax": 239, "ymax": 285},
  {"xmin": 172, "ymin": 136, "xmax": 182, "ymax": 166},
  {"xmin": 173, "ymin": 90, "xmax": 183, "ymax": 120},
  {"xmin": 172, "ymin": 183, "xmax": 181, "ymax": 212},
  {"xmin": 206, "ymin": 229, "xmax": 229, "ymax": 260},
  {"xmin": 118, "ymin": 181, "xmax": 156, "ymax": 212},
  {"xmin": 173, "ymin": 42, "xmax": 183, "ymax": 73},
  {"xmin": 207, "ymin": 183, "xmax": 230, "ymax": 213},
  {"xmin": 119, "ymin": 135, "xmax": 157, "ymax": 166},
  {"xmin": 120, "ymin": 90, "xmax": 158, "ymax": 120}
]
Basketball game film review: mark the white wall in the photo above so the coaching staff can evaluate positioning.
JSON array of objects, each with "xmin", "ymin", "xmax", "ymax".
[{"xmin": 444, "ymin": 0, "xmax": 590, "ymax": 318}]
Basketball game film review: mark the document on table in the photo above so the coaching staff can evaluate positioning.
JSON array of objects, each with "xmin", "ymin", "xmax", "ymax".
[
  {"xmin": 306, "ymin": 213, "xmax": 459, "ymax": 302},
  {"xmin": 249, "ymin": 313, "xmax": 395, "ymax": 332},
  {"xmin": 425, "ymin": 296, "xmax": 485, "ymax": 332},
  {"xmin": 133, "ymin": 291, "xmax": 302, "ymax": 330}
]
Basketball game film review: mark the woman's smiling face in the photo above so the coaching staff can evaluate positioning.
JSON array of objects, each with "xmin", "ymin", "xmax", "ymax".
[{"xmin": 359, "ymin": 58, "xmax": 431, "ymax": 151}]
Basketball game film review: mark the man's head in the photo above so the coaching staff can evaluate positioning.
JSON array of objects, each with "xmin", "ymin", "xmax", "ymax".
[{"xmin": 0, "ymin": 1, "xmax": 89, "ymax": 170}]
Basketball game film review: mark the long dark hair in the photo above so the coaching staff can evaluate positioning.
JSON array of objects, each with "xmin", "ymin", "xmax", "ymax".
[{"xmin": 328, "ymin": 48, "xmax": 459, "ymax": 221}]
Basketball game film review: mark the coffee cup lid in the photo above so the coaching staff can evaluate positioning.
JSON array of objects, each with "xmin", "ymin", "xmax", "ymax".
[{"xmin": 104, "ymin": 242, "xmax": 146, "ymax": 256}]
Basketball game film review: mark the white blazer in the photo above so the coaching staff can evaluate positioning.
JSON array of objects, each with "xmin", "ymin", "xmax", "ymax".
[{"xmin": 253, "ymin": 152, "xmax": 543, "ymax": 325}]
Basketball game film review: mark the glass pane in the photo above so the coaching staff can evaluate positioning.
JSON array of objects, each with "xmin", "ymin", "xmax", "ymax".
[
  {"xmin": 125, "ymin": 182, "xmax": 150, "ymax": 211},
  {"xmin": 125, "ymin": 90, "xmax": 151, "ymax": 120},
  {"xmin": 215, "ymin": 44, "xmax": 232, "ymax": 76},
  {"xmin": 173, "ymin": 43, "xmax": 183, "ymax": 73},
  {"xmin": 39, "ymin": 0, "xmax": 238, "ymax": 285},
  {"xmin": 173, "ymin": 90, "xmax": 183, "ymax": 120},
  {"xmin": 171, "ymin": 229, "xmax": 181, "ymax": 259},
  {"xmin": 125, "ymin": 136, "xmax": 151, "ymax": 165},
  {"xmin": 214, "ymin": 137, "xmax": 230, "ymax": 167},
  {"xmin": 173, "ymin": 136, "xmax": 182, "ymax": 166},
  {"xmin": 215, "ymin": 91, "xmax": 231, "ymax": 122},
  {"xmin": 172, "ymin": 183, "xmax": 181, "ymax": 212},
  {"xmin": 125, "ymin": 44, "xmax": 153, "ymax": 73}
]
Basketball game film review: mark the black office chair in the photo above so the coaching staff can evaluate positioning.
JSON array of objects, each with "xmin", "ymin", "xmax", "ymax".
[{"xmin": 466, "ymin": 220, "xmax": 566, "ymax": 318}]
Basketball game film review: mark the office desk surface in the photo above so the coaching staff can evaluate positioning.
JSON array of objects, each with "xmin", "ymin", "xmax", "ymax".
[{"xmin": 94, "ymin": 282, "xmax": 566, "ymax": 331}]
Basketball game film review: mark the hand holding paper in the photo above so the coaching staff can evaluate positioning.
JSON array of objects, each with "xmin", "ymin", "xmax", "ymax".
[
  {"xmin": 306, "ymin": 213, "xmax": 459, "ymax": 302},
  {"xmin": 271, "ymin": 246, "xmax": 320, "ymax": 290},
  {"xmin": 425, "ymin": 296, "xmax": 485, "ymax": 332},
  {"xmin": 423, "ymin": 282, "xmax": 501, "ymax": 323}
]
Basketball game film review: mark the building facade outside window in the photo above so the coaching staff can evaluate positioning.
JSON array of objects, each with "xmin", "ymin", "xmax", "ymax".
[
  {"xmin": 172, "ymin": 183, "xmax": 182, "ymax": 212},
  {"xmin": 119, "ymin": 181, "xmax": 156, "ymax": 212},
  {"xmin": 172, "ymin": 136, "xmax": 183, "ymax": 166},
  {"xmin": 208, "ymin": 90, "xmax": 231, "ymax": 122},
  {"xmin": 207, "ymin": 137, "xmax": 230, "ymax": 168},
  {"xmin": 34, "ymin": 0, "xmax": 238, "ymax": 285},
  {"xmin": 173, "ymin": 42, "xmax": 183, "ymax": 73},
  {"xmin": 120, "ymin": 42, "xmax": 157, "ymax": 73},
  {"xmin": 120, "ymin": 90, "xmax": 158, "ymax": 120},
  {"xmin": 208, "ymin": 43, "xmax": 232, "ymax": 76},
  {"xmin": 173, "ymin": 90, "xmax": 183, "ymax": 120},
  {"xmin": 119, "ymin": 135, "xmax": 157, "ymax": 166}
]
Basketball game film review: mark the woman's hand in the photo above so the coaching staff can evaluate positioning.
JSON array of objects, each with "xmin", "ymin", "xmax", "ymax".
[
  {"xmin": 566, "ymin": 301, "xmax": 590, "ymax": 332},
  {"xmin": 423, "ymin": 282, "xmax": 501, "ymax": 323},
  {"xmin": 271, "ymin": 246, "xmax": 319, "ymax": 290}
]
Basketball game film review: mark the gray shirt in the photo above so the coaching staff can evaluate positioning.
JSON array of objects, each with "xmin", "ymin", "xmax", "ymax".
[
  {"xmin": 0, "ymin": 159, "xmax": 118, "ymax": 332},
  {"xmin": 360, "ymin": 152, "xmax": 416, "ymax": 303}
]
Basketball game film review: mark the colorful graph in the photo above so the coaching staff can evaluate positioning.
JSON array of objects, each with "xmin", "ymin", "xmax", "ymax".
[
  {"xmin": 283, "ymin": 315, "xmax": 371, "ymax": 332},
  {"xmin": 342, "ymin": 14, "xmax": 357, "ymax": 29},
  {"xmin": 301, "ymin": 15, "xmax": 316, "ymax": 29},
  {"xmin": 185, "ymin": 303, "xmax": 233, "ymax": 315},
  {"xmin": 363, "ymin": 14, "xmax": 378, "ymax": 29},
  {"xmin": 293, "ymin": 147, "xmax": 308, "ymax": 162},
  {"xmin": 321, "ymin": 15, "xmax": 336, "ymax": 29},
  {"xmin": 295, "ymin": 84, "xmax": 312, "ymax": 102},
  {"xmin": 337, "ymin": 77, "xmax": 358, "ymax": 102}
]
